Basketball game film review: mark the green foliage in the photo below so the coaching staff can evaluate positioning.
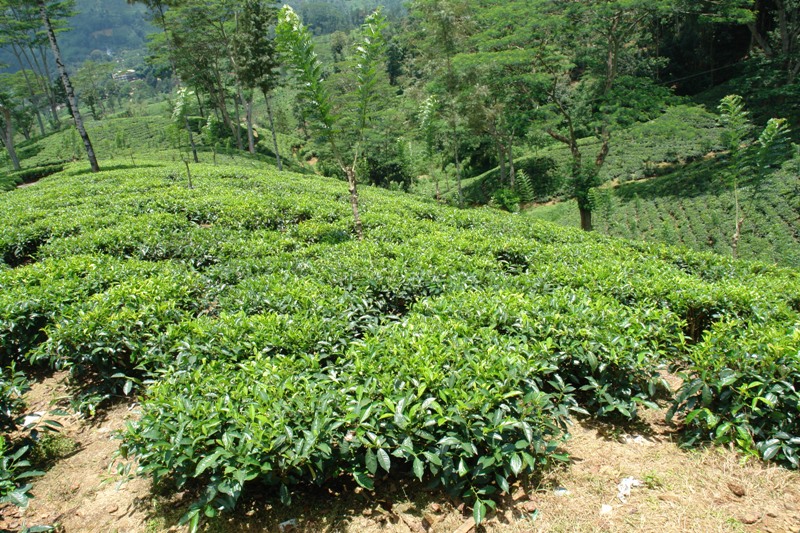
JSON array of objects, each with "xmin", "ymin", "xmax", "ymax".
[
  {"xmin": 515, "ymin": 170, "xmax": 535, "ymax": 204},
  {"xmin": 276, "ymin": 7, "xmax": 337, "ymax": 137},
  {"xmin": 0, "ymin": 161, "xmax": 798, "ymax": 528},
  {"xmin": 490, "ymin": 187, "xmax": 520, "ymax": 212},
  {"xmin": 232, "ymin": 0, "xmax": 280, "ymax": 97},
  {"xmin": 0, "ymin": 436, "xmax": 42, "ymax": 509},
  {"xmin": 0, "ymin": 363, "xmax": 28, "ymax": 431},
  {"xmin": 0, "ymin": 366, "xmax": 43, "ymax": 511},
  {"xmin": 669, "ymin": 321, "xmax": 800, "ymax": 468},
  {"xmin": 2, "ymin": 164, "xmax": 65, "ymax": 191},
  {"xmin": 121, "ymin": 316, "xmax": 574, "ymax": 526},
  {"xmin": 529, "ymin": 136, "xmax": 800, "ymax": 267},
  {"xmin": 32, "ymin": 265, "xmax": 208, "ymax": 406}
]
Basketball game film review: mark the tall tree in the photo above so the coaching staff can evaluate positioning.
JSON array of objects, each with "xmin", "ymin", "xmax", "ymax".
[
  {"xmin": 0, "ymin": 89, "xmax": 21, "ymax": 171},
  {"xmin": 72, "ymin": 60, "xmax": 115, "ymax": 120},
  {"xmin": 232, "ymin": 0, "xmax": 283, "ymax": 169},
  {"xmin": 128, "ymin": 0, "xmax": 200, "ymax": 163},
  {"xmin": 530, "ymin": 0, "xmax": 672, "ymax": 230},
  {"xmin": 718, "ymin": 94, "xmax": 791, "ymax": 257},
  {"xmin": 680, "ymin": 0, "xmax": 800, "ymax": 83},
  {"xmin": 1, "ymin": 0, "xmax": 66, "ymax": 130},
  {"xmin": 408, "ymin": 0, "xmax": 474, "ymax": 206},
  {"xmin": 36, "ymin": 0, "xmax": 99, "ymax": 172}
]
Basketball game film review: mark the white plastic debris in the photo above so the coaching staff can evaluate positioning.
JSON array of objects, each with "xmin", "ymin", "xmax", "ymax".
[
  {"xmin": 553, "ymin": 487, "xmax": 570, "ymax": 496},
  {"xmin": 617, "ymin": 477, "xmax": 643, "ymax": 503},
  {"xmin": 600, "ymin": 504, "xmax": 613, "ymax": 515},
  {"xmin": 279, "ymin": 519, "xmax": 298, "ymax": 532},
  {"xmin": 622, "ymin": 434, "xmax": 651, "ymax": 445},
  {"xmin": 22, "ymin": 411, "xmax": 45, "ymax": 427}
]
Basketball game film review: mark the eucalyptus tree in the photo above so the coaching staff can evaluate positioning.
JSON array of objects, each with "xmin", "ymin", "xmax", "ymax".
[
  {"xmin": 35, "ymin": 0, "xmax": 99, "ymax": 172},
  {"xmin": 232, "ymin": 0, "xmax": 283, "ymax": 167},
  {"xmin": 277, "ymin": 6, "xmax": 389, "ymax": 239},
  {"xmin": 0, "ymin": 0, "xmax": 65, "ymax": 130},
  {"xmin": 172, "ymin": 0, "xmax": 248, "ymax": 150},
  {"xmin": 407, "ymin": 0, "xmax": 474, "ymax": 206},
  {"xmin": 128, "ymin": 0, "xmax": 201, "ymax": 162},
  {"xmin": 0, "ymin": 89, "xmax": 22, "ymax": 170}
]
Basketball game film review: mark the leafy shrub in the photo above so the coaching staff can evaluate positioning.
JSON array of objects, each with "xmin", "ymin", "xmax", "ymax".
[
  {"xmin": 31, "ymin": 265, "xmax": 208, "ymax": 403},
  {"xmin": 0, "ymin": 368, "xmax": 43, "ymax": 510},
  {"xmin": 490, "ymin": 187, "xmax": 520, "ymax": 212},
  {"xmin": 7, "ymin": 164, "xmax": 66, "ymax": 187},
  {"xmin": 121, "ymin": 316, "xmax": 576, "ymax": 528},
  {"xmin": 669, "ymin": 319, "xmax": 800, "ymax": 468},
  {"xmin": 1, "ymin": 437, "xmax": 43, "ymax": 509},
  {"xmin": 0, "ymin": 364, "xmax": 28, "ymax": 431},
  {"xmin": 0, "ymin": 161, "xmax": 796, "ymax": 529},
  {"xmin": 0, "ymin": 256, "xmax": 165, "ymax": 365},
  {"xmin": 416, "ymin": 289, "xmax": 680, "ymax": 419}
]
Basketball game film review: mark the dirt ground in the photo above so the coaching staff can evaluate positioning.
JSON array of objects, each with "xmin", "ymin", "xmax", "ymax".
[{"xmin": 2, "ymin": 373, "xmax": 799, "ymax": 533}]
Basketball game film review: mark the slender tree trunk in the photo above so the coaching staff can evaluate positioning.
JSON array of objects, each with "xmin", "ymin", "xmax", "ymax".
[
  {"xmin": 245, "ymin": 95, "xmax": 255, "ymax": 155},
  {"xmin": 195, "ymin": 91, "xmax": 205, "ymax": 119},
  {"xmin": 345, "ymin": 166, "xmax": 363, "ymax": 239},
  {"xmin": 184, "ymin": 159, "xmax": 193, "ymax": 189},
  {"xmin": 11, "ymin": 48, "xmax": 46, "ymax": 136},
  {"xmin": 212, "ymin": 69, "xmax": 234, "ymax": 137},
  {"xmin": 746, "ymin": 21, "xmax": 774, "ymax": 57},
  {"xmin": 185, "ymin": 116, "xmax": 199, "ymax": 163},
  {"xmin": 233, "ymin": 86, "xmax": 244, "ymax": 151},
  {"xmin": 17, "ymin": 43, "xmax": 60, "ymax": 129},
  {"xmin": 0, "ymin": 106, "xmax": 21, "ymax": 171},
  {"xmin": 579, "ymin": 206, "xmax": 593, "ymax": 231},
  {"xmin": 497, "ymin": 140, "xmax": 506, "ymax": 185},
  {"xmin": 34, "ymin": 104, "xmax": 47, "ymax": 137},
  {"xmin": 452, "ymin": 116, "xmax": 462, "ymax": 206},
  {"xmin": 38, "ymin": 0, "xmax": 99, "ymax": 172},
  {"xmin": 508, "ymin": 143, "xmax": 516, "ymax": 189},
  {"xmin": 731, "ymin": 181, "xmax": 743, "ymax": 258},
  {"xmin": 34, "ymin": 43, "xmax": 61, "ymax": 128},
  {"xmin": 263, "ymin": 91, "xmax": 282, "ymax": 171}
]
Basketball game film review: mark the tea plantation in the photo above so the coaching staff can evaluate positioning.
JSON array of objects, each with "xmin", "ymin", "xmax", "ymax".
[
  {"xmin": 1, "ymin": 163, "xmax": 798, "ymax": 527},
  {"xmin": 530, "ymin": 149, "xmax": 800, "ymax": 267}
]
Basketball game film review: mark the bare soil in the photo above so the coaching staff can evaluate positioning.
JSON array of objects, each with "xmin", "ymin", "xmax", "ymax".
[{"xmin": 3, "ymin": 373, "xmax": 799, "ymax": 533}]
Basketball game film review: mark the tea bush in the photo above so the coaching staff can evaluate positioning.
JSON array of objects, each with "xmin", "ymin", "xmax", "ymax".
[
  {"xmin": 531, "ymin": 150, "xmax": 800, "ymax": 268},
  {"xmin": 669, "ymin": 319, "xmax": 800, "ymax": 468},
  {"xmin": 121, "ymin": 317, "xmax": 575, "ymax": 528}
]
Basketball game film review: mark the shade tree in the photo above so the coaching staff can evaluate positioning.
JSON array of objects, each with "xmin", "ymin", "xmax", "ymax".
[{"xmin": 277, "ymin": 5, "xmax": 389, "ymax": 239}]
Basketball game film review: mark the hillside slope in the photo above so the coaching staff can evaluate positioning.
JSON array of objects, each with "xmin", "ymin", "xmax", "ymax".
[
  {"xmin": 529, "ymin": 151, "xmax": 800, "ymax": 267},
  {"xmin": 1, "ymin": 161, "xmax": 798, "ymax": 528}
]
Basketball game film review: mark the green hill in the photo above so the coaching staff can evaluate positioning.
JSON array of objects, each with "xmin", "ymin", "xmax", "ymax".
[
  {"xmin": 528, "ymin": 149, "xmax": 800, "ymax": 267},
  {"xmin": 424, "ymin": 104, "xmax": 726, "ymax": 206},
  {"xmin": 1, "ymin": 160, "xmax": 798, "ymax": 526}
]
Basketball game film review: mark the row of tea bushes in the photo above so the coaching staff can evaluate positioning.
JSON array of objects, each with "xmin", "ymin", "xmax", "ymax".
[
  {"xmin": 0, "ymin": 162, "xmax": 797, "ymax": 526},
  {"xmin": 121, "ymin": 315, "xmax": 577, "ymax": 527}
]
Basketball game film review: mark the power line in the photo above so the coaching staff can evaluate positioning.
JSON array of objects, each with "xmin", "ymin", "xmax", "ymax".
[{"xmin": 657, "ymin": 62, "xmax": 739, "ymax": 86}]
